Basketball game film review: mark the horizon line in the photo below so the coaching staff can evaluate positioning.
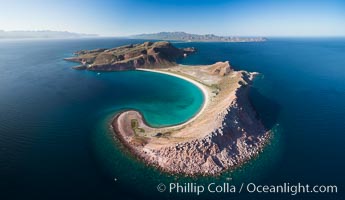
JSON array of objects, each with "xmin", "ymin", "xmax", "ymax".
[{"xmin": 1, "ymin": 29, "xmax": 345, "ymax": 38}]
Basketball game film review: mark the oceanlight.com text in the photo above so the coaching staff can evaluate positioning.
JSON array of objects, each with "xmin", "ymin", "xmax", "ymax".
[{"xmin": 156, "ymin": 182, "xmax": 338, "ymax": 196}]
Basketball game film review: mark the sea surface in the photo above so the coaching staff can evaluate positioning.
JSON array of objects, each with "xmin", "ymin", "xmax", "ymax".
[{"xmin": 0, "ymin": 38, "xmax": 344, "ymax": 200}]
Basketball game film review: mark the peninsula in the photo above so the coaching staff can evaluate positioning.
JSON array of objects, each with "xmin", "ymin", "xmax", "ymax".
[{"xmin": 65, "ymin": 41, "xmax": 270, "ymax": 176}]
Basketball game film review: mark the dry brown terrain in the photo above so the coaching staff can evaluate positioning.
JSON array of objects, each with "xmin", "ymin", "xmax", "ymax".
[{"xmin": 64, "ymin": 41, "xmax": 196, "ymax": 71}]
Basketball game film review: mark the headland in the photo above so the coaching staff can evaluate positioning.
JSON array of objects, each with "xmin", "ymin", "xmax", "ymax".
[{"xmin": 111, "ymin": 62, "xmax": 270, "ymax": 176}]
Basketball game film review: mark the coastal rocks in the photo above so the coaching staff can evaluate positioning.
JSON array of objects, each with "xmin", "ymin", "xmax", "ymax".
[{"xmin": 64, "ymin": 41, "xmax": 196, "ymax": 71}]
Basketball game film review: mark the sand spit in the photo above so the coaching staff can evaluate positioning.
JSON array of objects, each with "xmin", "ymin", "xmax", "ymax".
[{"xmin": 111, "ymin": 61, "xmax": 270, "ymax": 176}]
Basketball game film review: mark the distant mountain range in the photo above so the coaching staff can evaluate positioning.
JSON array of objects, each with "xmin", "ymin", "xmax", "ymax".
[
  {"xmin": 0, "ymin": 30, "xmax": 98, "ymax": 39},
  {"xmin": 130, "ymin": 32, "xmax": 266, "ymax": 42}
]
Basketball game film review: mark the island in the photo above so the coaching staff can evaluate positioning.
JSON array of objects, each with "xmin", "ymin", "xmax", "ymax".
[
  {"xmin": 130, "ymin": 32, "xmax": 267, "ymax": 42},
  {"xmin": 64, "ymin": 41, "xmax": 196, "ymax": 70},
  {"xmin": 65, "ymin": 41, "xmax": 271, "ymax": 176}
]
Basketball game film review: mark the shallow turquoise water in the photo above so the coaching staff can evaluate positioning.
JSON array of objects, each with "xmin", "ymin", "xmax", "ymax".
[{"xmin": 0, "ymin": 38, "xmax": 344, "ymax": 199}]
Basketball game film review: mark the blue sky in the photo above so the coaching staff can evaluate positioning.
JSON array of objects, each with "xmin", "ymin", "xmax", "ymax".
[{"xmin": 0, "ymin": 0, "xmax": 345, "ymax": 36}]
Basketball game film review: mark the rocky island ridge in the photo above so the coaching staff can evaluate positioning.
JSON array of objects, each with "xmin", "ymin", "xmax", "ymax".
[{"xmin": 64, "ymin": 41, "xmax": 196, "ymax": 71}]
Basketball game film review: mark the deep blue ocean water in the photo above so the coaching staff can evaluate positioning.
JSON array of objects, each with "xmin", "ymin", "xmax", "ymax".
[{"xmin": 0, "ymin": 38, "xmax": 344, "ymax": 199}]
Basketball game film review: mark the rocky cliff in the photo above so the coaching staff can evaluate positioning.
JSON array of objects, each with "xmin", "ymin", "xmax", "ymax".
[{"xmin": 64, "ymin": 41, "xmax": 196, "ymax": 71}]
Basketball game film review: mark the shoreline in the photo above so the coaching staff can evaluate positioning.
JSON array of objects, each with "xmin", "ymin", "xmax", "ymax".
[
  {"xmin": 111, "ymin": 62, "xmax": 271, "ymax": 176},
  {"xmin": 136, "ymin": 68, "xmax": 210, "ymax": 129}
]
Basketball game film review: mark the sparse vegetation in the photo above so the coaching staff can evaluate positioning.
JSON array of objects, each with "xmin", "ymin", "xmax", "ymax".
[
  {"xmin": 154, "ymin": 132, "xmax": 172, "ymax": 138},
  {"xmin": 131, "ymin": 119, "xmax": 145, "ymax": 134}
]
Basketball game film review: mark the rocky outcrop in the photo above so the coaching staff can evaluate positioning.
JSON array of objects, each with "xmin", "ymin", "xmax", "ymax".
[
  {"xmin": 208, "ymin": 61, "xmax": 232, "ymax": 76},
  {"xmin": 64, "ymin": 41, "xmax": 196, "ymax": 71}
]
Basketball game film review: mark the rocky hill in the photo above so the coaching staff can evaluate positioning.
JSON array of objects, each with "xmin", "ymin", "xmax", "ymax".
[
  {"xmin": 208, "ymin": 61, "xmax": 232, "ymax": 76},
  {"xmin": 64, "ymin": 41, "xmax": 196, "ymax": 71}
]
